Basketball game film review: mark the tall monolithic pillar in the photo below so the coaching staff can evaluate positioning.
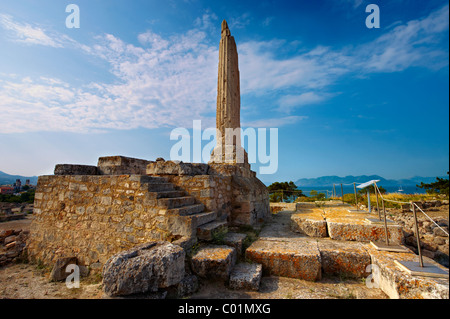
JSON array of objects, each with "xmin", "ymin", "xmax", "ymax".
[{"xmin": 210, "ymin": 20, "xmax": 248, "ymax": 165}]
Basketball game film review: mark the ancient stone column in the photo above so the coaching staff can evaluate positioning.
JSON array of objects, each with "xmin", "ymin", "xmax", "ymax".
[{"xmin": 210, "ymin": 20, "xmax": 248, "ymax": 165}]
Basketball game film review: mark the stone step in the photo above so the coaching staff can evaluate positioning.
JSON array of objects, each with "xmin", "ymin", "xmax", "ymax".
[
  {"xmin": 229, "ymin": 262, "xmax": 263, "ymax": 291},
  {"xmin": 138, "ymin": 175, "xmax": 169, "ymax": 184},
  {"xmin": 153, "ymin": 190, "xmax": 186, "ymax": 199},
  {"xmin": 223, "ymin": 232, "xmax": 247, "ymax": 256},
  {"xmin": 157, "ymin": 196, "xmax": 196, "ymax": 209},
  {"xmin": 146, "ymin": 183, "xmax": 175, "ymax": 192},
  {"xmin": 245, "ymin": 238, "xmax": 322, "ymax": 281},
  {"xmin": 169, "ymin": 203, "xmax": 205, "ymax": 216},
  {"xmin": 190, "ymin": 211, "xmax": 217, "ymax": 228},
  {"xmin": 197, "ymin": 220, "xmax": 228, "ymax": 241},
  {"xmin": 190, "ymin": 245, "xmax": 237, "ymax": 281}
]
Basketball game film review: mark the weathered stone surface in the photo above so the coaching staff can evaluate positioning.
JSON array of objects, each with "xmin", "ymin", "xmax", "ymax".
[
  {"xmin": 366, "ymin": 244, "xmax": 449, "ymax": 299},
  {"xmin": 4, "ymin": 235, "xmax": 16, "ymax": 245},
  {"xmin": 229, "ymin": 262, "xmax": 262, "ymax": 291},
  {"xmin": 26, "ymin": 174, "xmax": 198, "ymax": 269},
  {"xmin": 291, "ymin": 213, "xmax": 328, "ymax": 238},
  {"xmin": 102, "ymin": 242, "xmax": 185, "ymax": 296},
  {"xmin": 176, "ymin": 274, "xmax": 199, "ymax": 297},
  {"xmin": 0, "ymin": 229, "xmax": 29, "ymax": 266},
  {"xmin": 317, "ymin": 240, "xmax": 371, "ymax": 278},
  {"xmin": 327, "ymin": 220, "xmax": 403, "ymax": 244},
  {"xmin": 270, "ymin": 202, "xmax": 298, "ymax": 214},
  {"xmin": 190, "ymin": 245, "xmax": 236, "ymax": 280},
  {"xmin": 197, "ymin": 220, "xmax": 228, "ymax": 241},
  {"xmin": 224, "ymin": 232, "xmax": 247, "ymax": 256},
  {"xmin": 50, "ymin": 257, "xmax": 78, "ymax": 282},
  {"xmin": 97, "ymin": 156, "xmax": 150, "ymax": 175},
  {"xmin": 146, "ymin": 161, "xmax": 209, "ymax": 176},
  {"xmin": 54, "ymin": 164, "xmax": 98, "ymax": 176},
  {"xmin": 245, "ymin": 239, "xmax": 322, "ymax": 281}
]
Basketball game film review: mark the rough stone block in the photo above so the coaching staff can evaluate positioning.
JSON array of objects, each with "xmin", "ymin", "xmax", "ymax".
[
  {"xmin": 197, "ymin": 220, "xmax": 227, "ymax": 241},
  {"xmin": 229, "ymin": 262, "xmax": 262, "ymax": 291},
  {"xmin": 190, "ymin": 245, "xmax": 236, "ymax": 280},
  {"xmin": 102, "ymin": 242, "xmax": 185, "ymax": 296},
  {"xmin": 54, "ymin": 164, "xmax": 98, "ymax": 176},
  {"xmin": 317, "ymin": 240, "xmax": 371, "ymax": 278},
  {"xmin": 224, "ymin": 232, "xmax": 247, "ymax": 256},
  {"xmin": 176, "ymin": 274, "xmax": 199, "ymax": 297},
  {"xmin": 97, "ymin": 156, "xmax": 150, "ymax": 175},
  {"xmin": 4, "ymin": 235, "xmax": 16, "ymax": 245},
  {"xmin": 291, "ymin": 214, "xmax": 328, "ymax": 237},
  {"xmin": 50, "ymin": 256, "xmax": 78, "ymax": 282},
  {"xmin": 245, "ymin": 239, "xmax": 322, "ymax": 281},
  {"xmin": 146, "ymin": 161, "xmax": 209, "ymax": 176},
  {"xmin": 366, "ymin": 244, "xmax": 449, "ymax": 299},
  {"xmin": 327, "ymin": 220, "xmax": 403, "ymax": 244}
]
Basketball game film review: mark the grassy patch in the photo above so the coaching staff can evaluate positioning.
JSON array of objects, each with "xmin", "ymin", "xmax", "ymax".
[{"xmin": 211, "ymin": 226, "xmax": 228, "ymax": 245}]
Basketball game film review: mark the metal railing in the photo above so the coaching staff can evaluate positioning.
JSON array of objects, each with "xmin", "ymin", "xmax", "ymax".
[
  {"xmin": 329, "ymin": 181, "xmax": 448, "ymax": 268},
  {"xmin": 372, "ymin": 182, "xmax": 449, "ymax": 268}
]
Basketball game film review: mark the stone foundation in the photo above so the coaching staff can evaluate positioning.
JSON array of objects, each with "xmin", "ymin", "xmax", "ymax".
[
  {"xmin": 146, "ymin": 160, "xmax": 270, "ymax": 226},
  {"xmin": 26, "ymin": 156, "xmax": 270, "ymax": 270},
  {"xmin": 26, "ymin": 174, "xmax": 187, "ymax": 268}
]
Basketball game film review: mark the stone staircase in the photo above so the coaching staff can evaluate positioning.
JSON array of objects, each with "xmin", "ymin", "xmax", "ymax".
[
  {"xmin": 143, "ymin": 176, "xmax": 264, "ymax": 291},
  {"xmin": 143, "ymin": 176, "xmax": 228, "ymax": 245}
]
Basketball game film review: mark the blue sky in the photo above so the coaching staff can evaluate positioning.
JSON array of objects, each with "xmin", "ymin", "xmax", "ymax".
[{"xmin": 0, "ymin": 0, "xmax": 448, "ymax": 185}]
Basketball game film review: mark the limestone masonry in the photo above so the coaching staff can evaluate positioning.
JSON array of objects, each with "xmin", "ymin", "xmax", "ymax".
[{"xmin": 26, "ymin": 20, "xmax": 270, "ymax": 270}]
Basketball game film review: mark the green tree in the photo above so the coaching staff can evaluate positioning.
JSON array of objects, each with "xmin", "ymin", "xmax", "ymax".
[
  {"xmin": 417, "ymin": 173, "xmax": 449, "ymax": 195},
  {"xmin": 268, "ymin": 181, "xmax": 304, "ymax": 202},
  {"xmin": 358, "ymin": 185, "xmax": 386, "ymax": 195},
  {"xmin": 0, "ymin": 189, "xmax": 35, "ymax": 204},
  {"xmin": 308, "ymin": 190, "xmax": 326, "ymax": 200}
]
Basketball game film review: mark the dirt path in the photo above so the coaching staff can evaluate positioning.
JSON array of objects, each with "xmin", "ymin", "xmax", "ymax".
[
  {"xmin": 1, "ymin": 211, "xmax": 387, "ymax": 299},
  {"xmin": 0, "ymin": 263, "xmax": 103, "ymax": 299},
  {"xmin": 0, "ymin": 215, "xmax": 32, "ymax": 232}
]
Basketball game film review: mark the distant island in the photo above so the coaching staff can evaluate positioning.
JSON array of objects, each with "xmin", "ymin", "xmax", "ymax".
[{"xmin": 294, "ymin": 175, "xmax": 447, "ymax": 187}]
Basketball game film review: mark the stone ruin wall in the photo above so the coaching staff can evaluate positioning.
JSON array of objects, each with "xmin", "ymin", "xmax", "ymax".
[
  {"xmin": 146, "ymin": 160, "xmax": 270, "ymax": 226},
  {"xmin": 26, "ymin": 174, "xmax": 179, "ymax": 271},
  {"xmin": 26, "ymin": 156, "xmax": 271, "ymax": 271},
  {"xmin": 162, "ymin": 174, "xmax": 233, "ymax": 221}
]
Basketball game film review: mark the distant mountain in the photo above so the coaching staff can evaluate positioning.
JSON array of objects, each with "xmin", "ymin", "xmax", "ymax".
[
  {"xmin": 294, "ymin": 175, "xmax": 447, "ymax": 187},
  {"xmin": 0, "ymin": 171, "xmax": 39, "ymax": 186}
]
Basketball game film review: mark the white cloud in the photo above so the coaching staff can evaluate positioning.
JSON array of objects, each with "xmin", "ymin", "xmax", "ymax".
[
  {"xmin": 278, "ymin": 92, "xmax": 329, "ymax": 113},
  {"xmin": 262, "ymin": 17, "xmax": 274, "ymax": 27},
  {"xmin": 0, "ymin": 5, "xmax": 447, "ymax": 134},
  {"xmin": 0, "ymin": 13, "xmax": 62, "ymax": 48},
  {"xmin": 229, "ymin": 13, "xmax": 251, "ymax": 29},
  {"xmin": 360, "ymin": 4, "xmax": 449, "ymax": 72},
  {"xmin": 243, "ymin": 116, "xmax": 308, "ymax": 128}
]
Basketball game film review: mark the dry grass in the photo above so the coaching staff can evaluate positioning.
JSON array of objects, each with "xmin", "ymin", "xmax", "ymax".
[{"xmin": 331, "ymin": 193, "xmax": 448, "ymax": 209}]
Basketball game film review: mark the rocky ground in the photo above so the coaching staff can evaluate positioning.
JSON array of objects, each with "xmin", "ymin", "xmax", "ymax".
[
  {"xmin": 0, "ymin": 214, "xmax": 387, "ymax": 299},
  {"xmin": 388, "ymin": 203, "xmax": 449, "ymax": 267},
  {"xmin": 0, "ymin": 262, "xmax": 386, "ymax": 299},
  {"xmin": 2, "ymin": 202, "xmax": 446, "ymax": 300}
]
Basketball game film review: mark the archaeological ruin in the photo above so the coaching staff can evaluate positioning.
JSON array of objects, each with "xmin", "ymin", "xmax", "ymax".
[
  {"xmin": 26, "ymin": 20, "xmax": 269, "ymax": 274},
  {"xmin": 20, "ymin": 20, "xmax": 448, "ymax": 300}
]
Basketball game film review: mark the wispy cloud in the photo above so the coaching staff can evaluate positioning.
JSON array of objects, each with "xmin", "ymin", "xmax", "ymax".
[
  {"xmin": 278, "ymin": 92, "xmax": 331, "ymax": 113},
  {"xmin": 0, "ymin": 4, "xmax": 448, "ymax": 133},
  {"xmin": 262, "ymin": 17, "xmax": 274, "ymax": 27},
  {"xmin": 243, "ymin": 115, "xmax": 308, "ymax": 128},
  {"xmin": 0, "ymin": 13, "xmax": 62, "ymax": 48},
  {"xmin": 229, "ymin": 13, "xmax": 251, "ymax": 29},
  {"xmin": 361, "ymin": 4, "xmax": 449, "ymax": 72}
]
